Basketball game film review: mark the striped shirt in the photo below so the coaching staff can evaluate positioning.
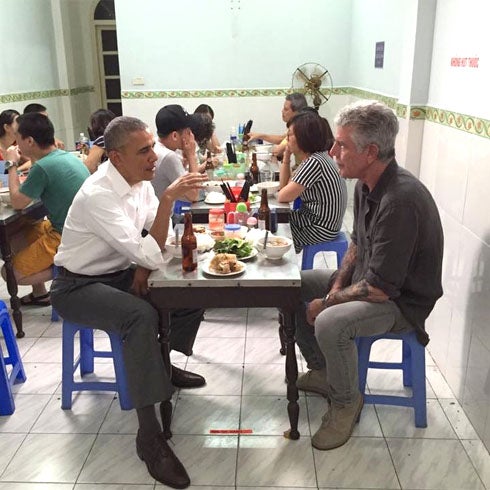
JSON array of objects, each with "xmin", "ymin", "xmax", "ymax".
[{"xmin": 290, "ymin": 151, "xmax": 347, "ymax": 252}]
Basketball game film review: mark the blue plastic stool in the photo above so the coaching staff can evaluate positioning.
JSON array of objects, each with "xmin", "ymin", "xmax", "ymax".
[
  {"xmin": 301, "ymin": 231, "xmax": 349, "ymax": 270},
  {"xmin": 357, "ymin": 331, "xmax": 427, "ymax": 427},
  {"xmin": 0, "ymin": 300, "xmax": 26, "ymax": 415},
  {"xmin": 173, "ymin": 200, "xmax": 191, "ymax": 215},
  {"xmin": 51, "ymin": 265, "xmax": 60, "ymax": 322},
  {"xmin": 61, "ymin": 320, "xmax": 132, "ymax": 410}
]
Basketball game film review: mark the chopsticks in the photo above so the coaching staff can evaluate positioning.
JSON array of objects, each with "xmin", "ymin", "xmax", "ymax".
[
  {"xmin": 220, "ymin": 180, "xmax": 236, "ymax": 202},
  {"xmin": 263, "ymin": 231, "xmax": 269, "ymax": 250},
  {"xmin": 238, "ymin": 181, "xmax": 250, "ymax": 202},
  {"xmin": 226, "ymin": 143, "xmax": 237, "ymax": 163}
]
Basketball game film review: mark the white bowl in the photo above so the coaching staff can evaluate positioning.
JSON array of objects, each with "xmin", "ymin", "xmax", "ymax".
[
  {"xmin": 256, "ymin": 181, "xmax": 280, "ymax": 196},
  {"xmin": 166, "ymin": 233, "xmax": 215, "ymax": 258},
  {"xmin": 0, "ymin": 189, "xmax": 11, "ymax": 205},
  {"xmin": 255, "ymin": 235, "xmax": 293, "ymax": 259}
]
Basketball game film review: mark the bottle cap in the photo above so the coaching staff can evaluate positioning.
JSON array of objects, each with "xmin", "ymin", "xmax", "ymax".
[
  {"xmin": 236, "ymin": 202, "xmax": 247, "ymax": 212},
  {"xmin": 246, "ymin": 216, "xmax": 258, "ymax": 227},
  {"xmin": 209, "ymin": 208, "xmax": 224, "ymax": 215},
  {"xmin": 224, "ymin": 224, "xmax": 241, "ymax": 231}
]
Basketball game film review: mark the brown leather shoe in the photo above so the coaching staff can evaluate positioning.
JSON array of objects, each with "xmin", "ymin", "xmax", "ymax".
[
  {"xmin": 171, "ymin": 365, "xmax": 205, "ymax": 388},
  {"xmin": 136, "ymin": 431, "xmax": 190, "ymax": 488}
]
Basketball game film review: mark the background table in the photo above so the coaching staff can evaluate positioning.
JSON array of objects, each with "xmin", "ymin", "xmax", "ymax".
[
  {"xmin": 0, "ymin": 201, "xmax": 46, "ymax": 338},
  {"xmin": 148, "ymin": 224, "xmax": 302, "ymax": 439}
]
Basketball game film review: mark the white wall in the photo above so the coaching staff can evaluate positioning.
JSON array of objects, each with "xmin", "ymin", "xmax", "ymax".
[
  {"xmin": 115, "ymin": 0, "xmax": 352, "ymax": 91},
  {"xmin": 348, "ymin": 0, "xmax": 409, "ymax": 96},
  {"xmin": 419, "ymin": 0, "xmax": 490, "ymax": 450}
]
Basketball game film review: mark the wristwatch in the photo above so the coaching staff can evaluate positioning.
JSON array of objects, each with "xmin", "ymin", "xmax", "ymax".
[
  {"xmin": 4, "ymin": 160, "xmax": 18, "ymax": 171},
  {"xmin": 321, "ymin": 293, "xmax": 330, "ymax": 307}
]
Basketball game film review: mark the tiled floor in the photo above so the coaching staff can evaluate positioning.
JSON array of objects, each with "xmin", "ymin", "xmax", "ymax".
[{"xmin": 1, "ymin": 230, "xmax": 489, "ymax": 488}]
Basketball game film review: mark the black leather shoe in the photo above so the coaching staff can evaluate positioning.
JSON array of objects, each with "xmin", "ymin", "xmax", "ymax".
[
  {"xmin": 136, "ymin": 430, "xmax": 190, "ymax": 489},
  {"xmin": 171, "ymin": 364, "xmax": 206, "ymax": 388}
]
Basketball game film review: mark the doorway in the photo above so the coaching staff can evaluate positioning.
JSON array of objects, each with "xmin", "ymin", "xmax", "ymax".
[{"xmin": 93, "ymin": 0, "xmax": 122, "ymax": 116}]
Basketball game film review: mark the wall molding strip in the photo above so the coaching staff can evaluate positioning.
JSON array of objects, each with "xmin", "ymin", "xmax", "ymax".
[{"xmin": 0, "ymin": 86, "xmax": 94, "ymax": 104}]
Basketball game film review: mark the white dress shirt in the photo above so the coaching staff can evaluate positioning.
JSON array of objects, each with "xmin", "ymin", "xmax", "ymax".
[{"xmin": 55, "ymin": 161, "xmax": 168, "ymax": 275}]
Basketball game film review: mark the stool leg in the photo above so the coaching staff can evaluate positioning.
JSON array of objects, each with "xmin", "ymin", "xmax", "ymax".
[
  {"xmin": 80, "ymin": 329, "xmax": 95, "ymax": 375},
  {"xmin": 0, "ymin": 345, "xmax": 15, "ymax": 415},
  {"xmin": 402, "ymin": 340, "xmax": 413, "ymax": 387},
  {"xmin": 108, "ymin": 334, "xmax": 132, "ymax": 410},
  {"xmin": 61, "ymin": 326, "xmax": 76, "ymax": 410},
  {"xmin": 410, "ymin": 343, "xmax": 427, "ymax": 428},
  {"xmin": 357, "ymin": 338, "xmax": 373, "ymax": 395},
  {"xmin": 1, "ymin": 314, "xmax": 26, "ymax": 383}
]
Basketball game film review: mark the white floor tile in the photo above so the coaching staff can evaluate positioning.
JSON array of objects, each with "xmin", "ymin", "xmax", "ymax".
[
  {"xmin": 237, "ymin": 435, "xmax": 316, "ymax": 487},
  {"xmin": 0, "ymin": 433, "xmax": 96, "ymax": 483},
  {"xmin": 461, "ymin": 440, "xmax": 490, "ymax": 490},
  {"xmin": 1, "ymin": 295, "xmax": 489, "ymax": 490},
  {"xmin": 377, "ymin": 399, "xmax": 458, "ymax": 439},
  {"xmin": 172, "ymin": 394, "xmax": 241, "ymax": 435},
  {"xmin": 387, "ymin": 437, "xmax": 485, "ymax": 489},
  {"xmin": 439, "ymin": 398, "xmax": 481, "ymax": 439},
  {"xmin": 77, "ymin": 434, "xmax": 153, "ymax": 484},
  {"xmin": 240, "ymin": 395, "xmax": 309, "ymax": 436},
  {"xmin": 314, "ymin": 437, "xmax": 400, "ymax": 489},
  {"xmin": 173, "ymin": 435, "xmax": 238, "ymax": 487}
]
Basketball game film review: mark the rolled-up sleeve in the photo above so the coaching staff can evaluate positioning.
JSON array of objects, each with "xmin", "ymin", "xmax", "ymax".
[{"xmin": 365, "ymin": 203, "xmax": 418, "ymax": 298}]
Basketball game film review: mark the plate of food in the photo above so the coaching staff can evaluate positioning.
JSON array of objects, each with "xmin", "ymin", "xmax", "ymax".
[
  {"xmin": 202, "ymin": 253, "xmax": 246, "ymax": 277},
  {"xmin": 212, "ymin": 238, "xmax": 257, "ymax": 260},
  {"xmin": 204, "ymin": 191, "xmax": 226, "ymax": 204}
]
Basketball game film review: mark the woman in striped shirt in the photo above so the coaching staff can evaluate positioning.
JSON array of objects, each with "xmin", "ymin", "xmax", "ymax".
[{"xmin": 278, "ymin": 110, "xmax": 347, "ymax": 253}]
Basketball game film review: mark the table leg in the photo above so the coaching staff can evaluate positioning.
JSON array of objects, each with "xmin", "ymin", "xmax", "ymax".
[
  {"xmin": 283, "ymin": 309, "xmax": 300, "ymax": 440},
  {"xmin": 278, "ymin": 311, "xmax": 286, "ymax": 355},
  {"xmin": 157, "ymin": 308, "xmax": 172, "ymax": 440},
  {"xmin": 0, "ymin": 228, "xmax": 23, "ymax": 338}
]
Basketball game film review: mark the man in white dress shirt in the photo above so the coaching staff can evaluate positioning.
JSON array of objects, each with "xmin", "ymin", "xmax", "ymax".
[{"xmin": 51, "ymin": 116, "xmax": 208, "ymax": 489}]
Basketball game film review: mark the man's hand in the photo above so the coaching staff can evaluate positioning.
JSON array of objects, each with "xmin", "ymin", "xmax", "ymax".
[
  {"xmin": 55, "ymin": 138, "xmax": 65, "ymax": 150},
  {"xmin": 163, "ymin": 172, "xmax": 207, "ymax": 201},
  {"xmin": 181, "ymin": 128, "xmax": 197, "ymax": 160},
  {"xmin": 306, "ymin": 298, "xmax": 325, "ymax": 326},
  {"xmin": 131, "ymin": 266, "xmax": 151, "ymax": 297},
  {"xmin": 5, "ymin": 145, "xmax": 21, "ymax": 164}
]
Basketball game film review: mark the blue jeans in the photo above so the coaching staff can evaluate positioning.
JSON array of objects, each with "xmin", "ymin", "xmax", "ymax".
[{"xmin": 296, "ymin": 270, "xmax": 414, "ymax": 405}]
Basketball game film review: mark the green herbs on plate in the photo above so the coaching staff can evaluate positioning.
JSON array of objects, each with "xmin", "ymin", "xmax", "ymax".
[{"xmin": 213, "ymin": 238, "xmax": 254, "ymax": 259}]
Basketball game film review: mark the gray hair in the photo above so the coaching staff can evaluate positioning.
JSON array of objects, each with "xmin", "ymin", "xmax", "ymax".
[
  {"xmin": 286, "ymin": 92, "xmax": 308, "ymax": 112},
  {"xmin": 104, "ymin": 116, "xmax": 148, "ymax": 152},
  {"xmin": 334, "ymin": 100, "xmax": 399, "ymax": 161}
]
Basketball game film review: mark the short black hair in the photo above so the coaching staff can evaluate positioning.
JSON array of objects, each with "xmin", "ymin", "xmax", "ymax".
[
  {"xmin": 88, "ymin": 108, "xmax": 116, "ymax": 140},
  {"xmin": 194, "ymin": 104, "xmax": 215, "ymax": 120},
  {"xmin": 287, "ymin": 111, "xmax": 334, "ymax": 153},
  {"xmin": 16, "ymin": 113, "xmax": 55, "ymax": 148},
  {"xmin": 0, "ymin": 109, "xmax": 20, "ymax": 137},
  {"xmin": 23, "ymin": 103, "xmax": 47, "ymax": 114},
  {"xmin": 189, "ymin": 113, "xmax": 215, "ymax": 151}
]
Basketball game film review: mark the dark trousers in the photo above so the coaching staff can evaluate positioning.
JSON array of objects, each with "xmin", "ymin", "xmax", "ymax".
[{"xmin": 50, "ymin": 268, "xmax": 203, "ymax": 408}]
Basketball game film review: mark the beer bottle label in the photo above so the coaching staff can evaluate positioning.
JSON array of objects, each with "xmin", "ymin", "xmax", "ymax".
[{"xmin": 258, "ymin": 219, "xmax": 266, "ymax": 230}]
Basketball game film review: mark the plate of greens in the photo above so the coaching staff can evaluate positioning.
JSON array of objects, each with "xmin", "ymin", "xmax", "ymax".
[{"xmin": 212, "ymin": 238, "xmax": 257, "ymax": 261}]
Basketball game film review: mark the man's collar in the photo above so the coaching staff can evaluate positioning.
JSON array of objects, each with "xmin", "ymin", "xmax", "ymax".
[
  {"xmin": 105, "ymin": 160, "xmax": 142, "ymax": 197},
  {"xmin": 362, "ymin": 159, "xmax": 398, "ymax": 202}
]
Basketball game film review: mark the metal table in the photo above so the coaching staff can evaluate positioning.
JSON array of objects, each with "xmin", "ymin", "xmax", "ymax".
[
  {"xmin": 190, "ymin": 195, "xmax": 292, "ymax": 224},
  {"xmin": 0, "ymin": 201, "xmax": 47, "ymax": 338},
  {"xmin": 148, "ymin": 223, "xmax": 302, "ymax": 439}
]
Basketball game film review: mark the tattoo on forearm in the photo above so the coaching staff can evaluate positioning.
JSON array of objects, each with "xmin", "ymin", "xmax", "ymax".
[
  {"xmin": 334, "ymin": 243, "xmax": 357, "ymax": 288},
  {"xmin": 331, "ymin": 279, "xmax": 371, "ymax": 304}
]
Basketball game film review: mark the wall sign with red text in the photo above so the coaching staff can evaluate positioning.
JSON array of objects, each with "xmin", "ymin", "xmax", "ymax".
[{"xmin": 450, "ymin": 57, "xmax": 479, "ymax": 68}]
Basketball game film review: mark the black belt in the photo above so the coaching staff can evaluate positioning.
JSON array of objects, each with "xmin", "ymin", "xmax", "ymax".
[{"xmin": 57, "ymin": 266, "xmax": 128, "ymax": 279}]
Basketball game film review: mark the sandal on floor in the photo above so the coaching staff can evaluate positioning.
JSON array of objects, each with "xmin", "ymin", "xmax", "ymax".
[{"xmin": 20, "ymin": 292, "xmax": 51, "ymax": 307}]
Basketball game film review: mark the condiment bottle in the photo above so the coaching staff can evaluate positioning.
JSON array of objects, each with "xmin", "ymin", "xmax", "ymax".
[
  {"xmin": 258, "ymin": 188, "xmax": 271, "ymax": 231},
  {"xmin": 204, "ymin": 150, "xmax": 214, "ymax": 180},
  {"xmin": 235, "ymin": 202, "xmax": 248, "ymax": 226},
  {"xmin": 250, "ymin": 152, "xmax": 259, "ymax": 185},
  {"xmin": 224, "ymin": 223, "xmax": 241, "ymax": 238},
  {"xmin": 181, "ymin": 212, "xmax": 197, "ymax": 272},
  {"xmin": 208, "ymin": 208, "xmax": 225, "ymax": 232}
]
